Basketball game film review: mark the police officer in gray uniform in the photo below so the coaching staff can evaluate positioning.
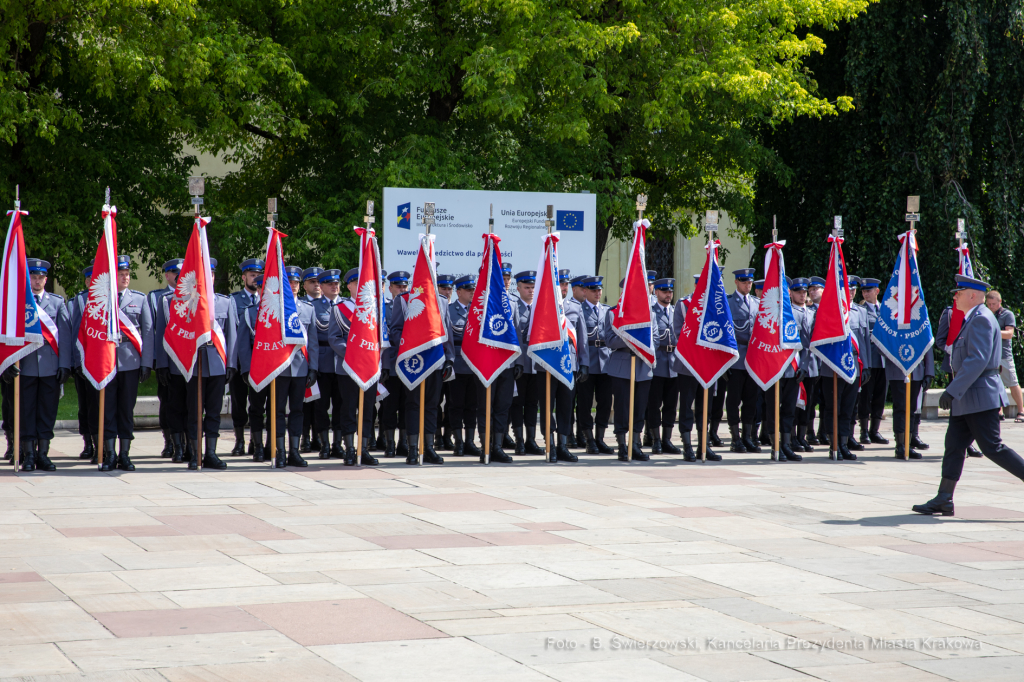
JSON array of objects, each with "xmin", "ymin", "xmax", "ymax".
[
  {"xmin": 4, "ymin": 259, "xmax": 72, "ymax": 472},
  {"xmin": 510, "ymin": 270, "xmax": 542, "ymax": 455},
  {"xmin": 67, "ymin": 265, "xmax": 99, "ymax": 462},
  {"xmin": 575, "ymin": 276, "xmax": 615, "ymax": 454},
  {"xmin": 672, "ymin": 279, "xmax": 720, "ymax": 462},
  {"xmin": 447, "ymin": 274, "xmax": 484, "ymax": 458},
  {"xmin": 299, "ymin": 267, "xmax": 324, "ymax": 452},
  {"xmin": 857, "ymin": 278, "xmax": 889, "ymax": 444},
  {"xmin": 227, "ymin": 258, "xmax": 264, "ymax": 456},
  {"xmin": 313, "ymin": 268, "xmax": 345, "ymax": 459},
  {"xmin": 146, "ymin": 258, "xmax": 182, "ymax": 458},
  {"xmin": 914, "ymin": 274, "xmax": 1024, "ymax": 515},
  {"xmin": 761, "ymin": 277, "xmax": 811, "ymax": 462},
  {"xmin": 885, "ymin": 324, "xmax": 934, "ymax": 460},
  {"xmin": 726, "ymin": 268, "xmax": 760, "ymax": 452},
  {"xmin": 935, "ymin": 304, "xmax": 982, "ymax": 458},
  {"xmin": 647, "ymin": 278, "xmax": 681, "ymax": 455},
  {"xmin": 843, "ymin": 276, "xmax": 868, "ymax": 452},
  {"xmin": 602, "ymin": 282, "xmax": 653, "ymax": 462},
  {"xmin": 792, "ymin": 277, "xmax": 818, "ymax": 452}
]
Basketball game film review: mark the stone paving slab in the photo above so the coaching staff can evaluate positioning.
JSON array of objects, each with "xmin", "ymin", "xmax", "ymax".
[{"xmin": 1, "ymin": 421, "xmax": 1024, "ymax": 680}]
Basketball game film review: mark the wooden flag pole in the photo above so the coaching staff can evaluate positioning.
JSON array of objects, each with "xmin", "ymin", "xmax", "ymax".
[
  {"xmin": 832, "ymin": 376, "xmax": 838, "ymax": 460},
  {"xmin": 484, "ymin": 204, "xmax": 494, "ymax": 465},
  {"xmin": 418, "ymin": 201, "xmax": 435, "ymax": 466},
  {"xmin": 904, "ymin": 377, "xmax": 912, "ymax": 461},
  {"xmin": 627, "ymin": 358, "xmax": 635, "ymax": 462},
  {"xmin": 357, "ymin": 388, "xmax": 364, "ymax": 463},
  {"xmin": 904, "ymin": 196, "xmax": 920, "ymax": 462},
  {"xmin": 700, "ymin": 209, "xmax": 720, "ymax": 464},
  {"xmin": 544, "ymin": 205, "xmax": 555, "ymax": 462},
  {"xmin": 13, "ymin": 362, "xmax": 20, "ymax": 473},
  {"xmin": 270, "ymin": 380, "xmax": 276, "ymax": 465},
  {"xmin": 196, "ymin": 355, "xmax": 203, "ymax": 471},
  {"xmin": 97, "ymin": 387, "xmax": 105, "ymax": 471},
  {"xmin": 774, "ymin": 382, "xmax": 781, "ymax": 462},
  {"xmin": 701, "ymin": 388, "xmax": 708, "ymax": 463}
]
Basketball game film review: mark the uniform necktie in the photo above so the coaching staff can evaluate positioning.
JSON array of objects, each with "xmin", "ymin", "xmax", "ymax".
[{"xmin": 34, "ymin": 294, "xmax": 41, "ymax": 305}]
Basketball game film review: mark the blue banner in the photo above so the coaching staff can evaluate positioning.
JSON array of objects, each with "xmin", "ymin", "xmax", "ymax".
[
  {"xmin": 696, "ymin": 252, "xmax": 739, "ymax": 354},
  {"xmin": 871, "ymin": 243, "xmax": 934, "ymax": 375}
]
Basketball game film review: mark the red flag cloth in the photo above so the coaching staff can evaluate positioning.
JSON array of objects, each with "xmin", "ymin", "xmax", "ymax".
[
  {"xmin": 248, "ymin": 228, "xmax": 304, "ymax": 391},
  {"xmin": 396, "ymin": 234, "xmax": 447, "ymax": 389},
  {"xmin": 163, "ymin": 217, "xmax": 225, "ymax": 380},
  {"xmin": 810, "ymin": 235, "xmax": 852, "ymax": 345},
  {"xmin": 342, "ymin": 226, "xmax": 385, "ymax": 391},
  {"xmin": 674, "ymin": 240, "xmax": 738, "ymax": 388},
  {"xmin": 0, "ymin": 207, "xmax": 43, "ymax": 372},
  {"xmin": 744, "ymin": 241, "xmax": 798, "ymax": 389},
  {"xmin": 77, "ymin": 205, "xmax": 121, "ymax": 390},
  {"xmin": 612, "ymin": 219, "xmax": 656, "ymax": 367},
  {"xmin": 945, "ymin": 243, "xmax": 974, "ymax": 352},
  {"xmin": 462, "ymin": 233, "xmax": 521, "ymax": 386}
]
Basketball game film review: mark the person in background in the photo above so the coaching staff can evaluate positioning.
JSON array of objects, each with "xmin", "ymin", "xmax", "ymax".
[{"xmin": 985, "ymin": 290, "xmax": 1023, "ymax": 422}]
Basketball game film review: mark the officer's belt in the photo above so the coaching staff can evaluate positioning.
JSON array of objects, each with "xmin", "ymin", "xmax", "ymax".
[
  {"xmin": 319, "ymin": 341, "xmax": 330, "ymax": 347},
  {"xmin": 979, "ymin": 368, "xmax": 999, "ymax": 378},
  {"xmin": 589, "ymin": 340, "xmax": 606, "ymax": 347},
  {"xmin": 658, "ymin": 345, "xmax": 675, "ymax": 353},
  {"xmin": 454, "ymin": 340, "xmax": 462, "ymax": 346}
]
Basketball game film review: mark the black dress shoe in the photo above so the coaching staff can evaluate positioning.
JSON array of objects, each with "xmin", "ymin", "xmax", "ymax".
[
  {"xmin": 967, "ymin": 445, "xmax": 983, "ymax": 458},
  {"xmin": 556, "ymin": 436, "xmax": 577, "ymax": 462},
  {"xmin": 704, "ymin": 448, "xmax": 722, "ymax": 462},
  {"xmin": 360, "ymin": 438, "xmax": 379, "ymax": 466},
  {"xmin": 839, "ymin": 443, "xmax": 857, "ymax": 461},
  {"xmin": 910, "ymin": 434, "xmax": 929, "ymax": 450},
  {"xmin": 524, "ymin": 438, "xmax": 544, "ymax": 455},
  {"xmin": 847, "ymin": 437, "xmax": 864, "ymax": 452},
  {"xmin": 422, "ymin": 437, "xmax": 444, "ymax": 464},
  {"xmin": 806, "ymin": 432, "xmax": 820, "ymax": 446}
]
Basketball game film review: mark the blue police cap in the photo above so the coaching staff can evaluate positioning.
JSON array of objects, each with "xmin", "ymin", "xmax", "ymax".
[
  {"xmin": 559, "ymin": 269, "xmax": 571, "ymax": 283},
  {"xmin": 302, "ymin": 267, "xmax": 323, "ymax": 282},
  {"xmin": 754, "ymin": 279, "xmax": 765, "ymax": 290},
  {"xmin": 27, "ymin": 258, "xmax": 50, "ymax": 273},
  {"xmin": 501, "ymin": 263, "xmax": 512, "ymax": 274},
  {"xmin": 83, "ymin": 264, "xmax": 93, "ymax": 278},
  {"xmin": 809, "ymin": 276, "xmax": 825, "ymax": 287},
  {"xmin": 387, "ymin": 271, "xmax": 410, "ymax": 284},
  {"xmin": 240, "ymin": 258, "xmax": 265, "ymax": 273},
  {"xmin": 952, "ymin": 274, "xmax": 989, "ymax": 292},
  {"xmin": 163, "ymin": 258, "xmax": 184, "ymax": 272},
  {"xmin": 209, "ymin": 258, "xmax": 218, "ymax": 271},
  {"xmin": 437, "ymin": 274, "xmax": 455, "ymax": 287},
  {"xmin": 693, "ymin": 273, "xmax": 701, "ymax": 283},
  {"xmin": 285, "ymin": 266, "xmax": 302, "ymax": 281},
  {"xmin": 732, "ymin": 268, "xmax": 755, "ymax": 281},
  {"xmin": 117, "ymin": 255, "xmax": 131, "ymax": 270},
  {"xmin": 653, "ymin": 278, "xmax": 674, "ymax": 290},
  {"xmin": 847, "ymin": 275, "xmax": 861, "ymax": 287},
  {"xmin": 319, "ymin": 269, "xmax": 341, "ymax": 283},
  {"xmin": 570, "ymin": 275, "xmax": 589, "ymax": 286},
  {"xmin": 343, "ymin": 268, "xmax": 360, "ymax": 284},
  {"xmin": 515, "ymin": 271, "xmax": 536, "ymax": 283},
  {"xmin": 255, "ymin": 274, "xmax": 264, "ymax": 287},
  {"xmin": 455, "ymin": 275, "xmax": 476, "ymax": 289},
  {"xmin": 790, "ymin": 277, "xmax": 809, "ymax": 291},
  {"xmin": 583, "ymin": 276, "xmax": 604, "ymax": 289},
  {"xmin": 861, "ymin": 278, "xmax": 881, "ymax": 290},
  {"xmin": 647, "ymin": 269, "xmax": 657, "ymax": 282}
]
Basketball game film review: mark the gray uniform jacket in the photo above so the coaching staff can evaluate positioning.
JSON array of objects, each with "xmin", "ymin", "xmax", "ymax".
[
  {"xmin": 601, "ymin": 306, "xmax": 654, "ymax": 381},
  {"xmin": 230, "ymin": 300, "xmax": 318, "ymax": 377},
  {"xmin": 146, "ymin": 285, "xmax": 172, "ymax": 320},
  {"xmin": 860, "ymin": 301, "xmax": 886, "ymax": 368},
  {"xmin": 935, "ymin": 306, "xmax": 953, "ymax": 373},
  {"xmin": 945, "ymin": 305, "xmax": 1008, "ymax": 416},
  {"xmin": 579, "ymin": 299, "xmax": 611, "ymax": 374},
  {"xmin": 728, "ymin": 291, "xmax": 757, "ymax": 365},
  {"xmin": 230, "ymin": 289, "xmax": 260, "ymax": 321},
  {"xmin": 670, "ymin": 298, "xmax": 695, "ymax": 378},
  {"xmin": 783, "ymin": 305, "xmax": 814, "ymax": 380},
  {"xmin": 382, "ymin": 292, "xmax": 454, "ymax": 372},
  {"xmin": 816, "ymin": 303, "xmax": 870, "ymax": 380},
  {"xmin": 69, "ymin": 291, "xmax": 88, "ymax": 367},
  {"xmin": 152, "ymin": 293, "xmax": 238, "ymax": 377},
  {"xmin": 71, "ymin": 289, "xmax": 149, "ymax": 372},
  {"xmin": 884, "ymin": 344, "xmax": 935, "ymax": 382},
  {"xmin": 652, "ymin": 302, "xmax": 677, "ymax": 379},
  {"xmin": 449, "ymin": 299, "xmax": 472, "ymax": 375},
  {"xmin": 21, "ymin": 292, "xmax": 72, "ymax": 377},
  {"xmin": 315, "ymin": 296, "xmax": 343, "ymax": 374},
  {"xmin": 513, "ymin": 297, "xmax": 534, "ymax": 373}
]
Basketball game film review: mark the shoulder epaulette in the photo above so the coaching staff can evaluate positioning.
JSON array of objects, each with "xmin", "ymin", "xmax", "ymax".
[{"xmin": 129, "ymin": 289, "xmax": 143, "ymax": 296}]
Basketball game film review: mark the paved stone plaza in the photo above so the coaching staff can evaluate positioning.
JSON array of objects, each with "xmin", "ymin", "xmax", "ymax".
[{"xmin": 2, "ymin": 421, "xmax": 1024, "ymax": 682}]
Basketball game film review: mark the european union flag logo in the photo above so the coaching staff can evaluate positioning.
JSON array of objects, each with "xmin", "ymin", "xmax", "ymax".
[
  {"xmin": 556, "ymin": 210, "xmax": 584, "ymax": 232},
  {"xmin": 397, "ymin": 203, "xmax": 411, "ymax": 230}
]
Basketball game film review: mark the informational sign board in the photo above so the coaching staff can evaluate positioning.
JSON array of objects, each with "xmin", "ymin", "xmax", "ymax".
[{"xmin": 382, "ymin": 188, "xmax": 597, "ymax": 280}]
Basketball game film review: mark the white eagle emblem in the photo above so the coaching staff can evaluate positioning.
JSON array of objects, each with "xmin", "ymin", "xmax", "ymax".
[
  {"xmin": 86, "ymin": 272, "xmax": 113, "ymax": 322},
  {"xmin": 757, "ymin": 286, "xmax": 783, "ymax": 333},
  {"xmin": 406, "ymin": 287, "xmax": 426, "ymax": 321},
  {"xmin": 258, "ymin": 276, "xmax": 283, "ymax": 328},
  {"xmin": 355, "ymin": 281, "xmax": 377, "ymax": 329},
  {"xmin": 884, "ymin": 285, "xmax": 924, "ymax": 322},
  {"xmin": 703, "ymin": 321, "xmax": 722, "ymax": 342},
  {"xmin": 172, "ymin": 271, "xmax": 201, "ymax": 322}
]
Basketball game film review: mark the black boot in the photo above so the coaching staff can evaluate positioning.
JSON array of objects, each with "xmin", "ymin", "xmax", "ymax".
[
  {"xmin": 819, "ymin": 430, "xmax": 831, "ymax": 446},
  {"xmin": 442, "ymin": 428, "xmax": 454, "ymax": 451},
  {"xmin": 360, "ymin": 438, "xmax": 379, "ymax": 466},
  {"xmin": 423, "ymin": 434, "xmax": 444, "ymax": 464},
  {"xmin": 839, "ymin": 440, "xmax": 857, "ymax": 461},
  {"xmin": 795, "ymin": 425, "xmax": 813, "ymax": 452},
  {"xmin": 79, "ymin": 433, "xmax": 93, "ymax": 460},
  {"xmin": 680, "ymin": 431, "xmax": 697, "ymax": 462},
  {"xmin": 102, "ymin": 438, "xmax": 117, "ymax": 471},
  {"xmin": 248, "ymin": 430, "xmax": 263, "ymax": 462},
  {"xmin": 161, "ymin": 430, "xmax": 173, "ymax": 457},
  {"xmin": 894, "ymin": 433, "xmax": 923, "ymax": 460},
  {"xmin": 594, "ymin": 427, "xmax": 614, "ymax": 454},
  {"xmin": 967, "ymin": 444, "xmax": 983, "ymax": 458},
  {"xmin": 502, "ymin": 430, "xmax": 515, "ymax": 449},
  {"xmin": 186, "ymin": 438, "xmax": 200, "ymax": 470},
  {"xmin": 288, "ymin": 436, "xmax": 308, "ymax": 467},
  {"xmin": 36, "ymin": 439, "xmax": 56, "ymax": 471},
  {"xmin": 169, "ymin": 432, "xmax": 184, "ymax": 463},
  {"xmin": 847, "ymin": 435, "xmax": 865, "ymax": 451},
  {"xmin": 300, "ymin": 432, "xmax": 311, "ymax": 453},
  {"xmin": 523, "ymin": 425, "xmax": 543, "ymax": 455},
  {"xmin": 452, "ymin": 432, "xmax": 465, "ymax": 457},
  {"xmin": 708, "ymin": 420, "xmax": 724, "ymax": 447},
  {"xmin": 488, "ymin": 431, "xmax": 513, "ymax": 463},
  {"xmin": 741, "ymin": 424, "xmax": 760, "ymax": 453},
  {"xmin": 318, "ymin": 430, "xmax": 332, "ymax": 459},
  {"xmin": 556, "ymin": 434, "xmax": 577, "ymax": 462},
  {"xmin": 310, "ymin": 429, "xmax": 323, "ymax": 453},
  {"xmin": 632, "ymin": 433, "xmax": 650, "ymax": 462},
  {"xmin": 758, "ymin": 423, "xmax": 771, "ymax": 446},
  {"xmin": 616, "ymin": 433, "xmax": 630, "ymax": 462},
  {"xmin": 513, "ymin": 425, "xmax": 525, "ymax": 455},
  {"xmin": 575, "ymin": 428, "xmax": 587, "ymax": 448},
  {"xmin": 584, "ymin": 428, "xmax": 599, "ymax": 454},
  {"xmin": 643, "ymin": 427, "xmax": 653, "ymax": 448},
  {"xmin": 248, "ymin": 438, "xmax": 255, "ymax": 455},
  {"xmin": 375, "ymin": 427, "xmax": 385, "ymax": 452},
  {"xmin": 203, "ymin": 436, "xmax": 227, "ymax": 470},
  {"xmin": 275, "ymin": 437, "xmax": 287, "ymax": 468},
  {"xmin": 464, "ymin": 428, "xmax": 482, "ymax": 457},
  {"xmin": 343, "ymin": 434, "xmax": 357, "ymax": 466},
  {"xmin": 230, "ymin": 428, "xmax": 245, "ymax": 456},
  {"xmin": 396, "ymin": 429, "xmax": 409, "ymax": 458},
  {"xmin": 117, "ymin": 439, "xmax": 136, "ymax": 471},
  {"xmin": 406, "ymin": 442, "xmax": 420, "ymax": 465},
  {"xmin": 90, "ymin": 434, "xmax": 100, "ymax": 465},
  {"xmin": 661, "ymin": 427, "xmax": 681, "ymax": 455},
  {"xmin": 700, "ymin": 430, "xmax": 722, "ymax": 462},
  {"xmin": 730, "ymin": 425, "xmax": 747, "ymax": 453},
  {"xmin": 913, "ymin": 478, "xmax": 956, "ymax": 516},
  {"xmin": 650, "ymin": 428, "xmax": 663, "ymax": 454},
  {"xmin": 806, "ymin": 429, "xmax": 820, "ymax": 446},
  {"xmin": 781, "ymin": 433, "xmax": 802, "ymax": 461},
  {"xmin": 20, "ymin": 439, "xmax": 36, "ymax": 472},
  {"xmin": 911, "ymin": 433, "xmax": 930, "ymax": 450},
  {"xmin": 331, "ymin": 429, "xmax": 344, "ymax": 459},
  {"xmin": 385, "ymin": 430, "xmax": 397, "ymax": 457}
]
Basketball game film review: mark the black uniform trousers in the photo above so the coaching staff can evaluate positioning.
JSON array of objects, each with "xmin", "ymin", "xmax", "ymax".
[
  {"xmin": 726, "ymin": 367, "xmax": 759, "ymax": 425},
  {"xmin": 315, "ymin": 371, "xmax": 343, "ymax": 431},
  {"xmin": 859, "ymin": 371, "xmax": 888, "ymax": 421},
  {"xmin": 888, "ymin": 379, "xmax": 923, "ymax": 434},
  {"xmin": 102, "ymin": 369, "xmax": 140, "ymax": 440},
  {"xmin": 536, "ymin": 371, "xmax": 575, "ymax": 437},
  {"xmin": 405, "ymin": 371, "xmax": 442, "ymax": 436},
  {"xmin": 74, "ymin": 374, "xmax": 98, "ymax": 436},
  {"xmin": 677, "ymin": 375, "xmax": 709, "ymax": 432},
  {"xmin": 246, "ymin": 380, "xmax": 273, "ymax": 433},
  {"xmin": 942, "ymin": 408, "xmax": 1024, "ymax": 481},
  {"xmin": 646, "ymin": 375, "xmax": 679, "ymax": 429},
  {"xmin": 575, "ymin": 371, "xmax": 612, "ymax": 430},
  {"xmin": 477, "ymin": 367, "xmax": 515, "ymax": 437},
  {"xmin": 819, "ymin": 374, "xmax": 859, "ymax": 442},
  {"xmin": 274, "ymin": 376, "xmax": 305, "ymax": 438},
  {"xmin": 440, "ymin": 383, "xmax": 451, "ymax": 432},
  {"xmin": 157, "ymin": 380, "xmax": 168, "ymax": 431},
  {"xmin": 165, "ymin": 375, "xmax": 187, "ymax": 433},
  {"xmin": 611, "ymin": 376, "xmax": 651, "ymax": 435},
  {"xmin": 762, "ymin": 378, "xmax": 800, "ymax": 436},
  {"xmin": 1, "ymin": 381, "xmax": 12, "ymax": 434},
  {"xmin": 303, "ymin": 401, "xmax": 315, "ymax": 438},
  {"xmin": 20, "ymin": 376, "xmax": 59, "ymax": 440},
  {"xmin": 710, "ymin": 377, "xmax": 726, "ymax": 424},
  {"xmin": 511, "ymin": 372, "xmax": 540, "ymax": 431},
  {"xmin": 229, "ymin": 371, "xmax": 249, "ymax": 430},
  {"xmin": 185, "ymin": 374, "xmax": 226, "ymax": 440},
  {"xmin": 380, "ymin": 376, "xmax": 407, "ymax": 430},
  {"xmin": 796, "ymin": 377, "xmax": 818, "ymax": 427},
  {"xmin": 449, "ymin": 373, "xmax": 480, "ymax": 432},
  {"xmin": 336, "ymin": 374, "xmax": 376, "ymax": 435}
]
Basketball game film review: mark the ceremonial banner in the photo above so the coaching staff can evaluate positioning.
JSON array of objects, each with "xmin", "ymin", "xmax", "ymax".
[
  {"xmin": 745, "ymin": 240, "xmax": 801, "ymax": 389},
  {"xmin": 611, "ymin": 219, "xmax": 655, "ymax": 367},
  {"xmin": 871, "ymin": 230, "xmax": 934, "ymax": 375},
  {"xmin": 463, "ymin": 233, "xmax": 520, "ymax": 386},
  {"xmin": 810, "ymin": 235, "xmax": 857, "ymax": 383},
  {"xmin": 527, "ymin": 233, "xmax": 575, "ymax": 389},
  {"xmin": 0, "ymin": 206, "xmax": 43, "ymax": 372},
  {"xmin": 249, "ymin": 228, "xmax": 305, "ymax": 391},
  {"xmin": 945, "ymin": 242, "xmax": 974, "ymax": 352},
  {"xmin": 675, "ymin": 240, "xmax": 739, "ymax": 387},
  {"xmin": 396, "ymin": 233, "xmax": 446, "ymax": 389},
  {"xmin": 342, "ymin": 226, "xmax": 385, "ymax": 390},
  {"xmin": 77, "ymin": 204, "xmax": 121, "ymax": 390},
  {"xmin": 163, "ymin": 216, "xmax": 226, "ymax": 380}
]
